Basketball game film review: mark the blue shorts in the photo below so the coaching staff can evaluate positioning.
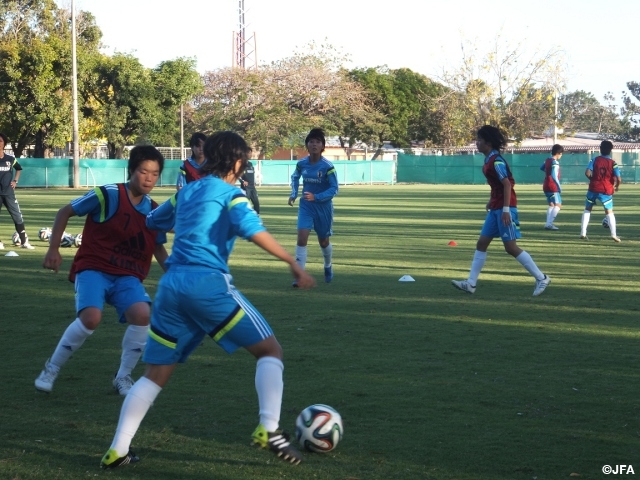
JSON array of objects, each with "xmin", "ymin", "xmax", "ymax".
[
  {"xmin": 74, "ymin": 270, "xmax": 151, "ymax": 323},
  {"xmin": 585, "ymin": 190, "xmax": 614, "ymax": 210},
  {"xmin": 297, "ymin": 200, "xmax": 333, "ymax": 239},
  {"xmin": 544, "ymin": 192, "xmax": 562, "ymax": 205},
  {"xmin": 143, "ymin": 266, "xmax": 274, "ymax": 365},
  {"xmin": 480, "ymin": 208, "xmax": 521, "ymax": 242}
]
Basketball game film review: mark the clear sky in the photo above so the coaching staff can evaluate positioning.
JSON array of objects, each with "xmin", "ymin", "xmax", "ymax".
[{"xmin": 61, "ymin": 0, "xmax": 638, "ymax": 105}]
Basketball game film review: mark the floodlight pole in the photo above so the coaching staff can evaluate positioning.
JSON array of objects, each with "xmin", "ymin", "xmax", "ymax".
[
  {"xmin": 553, "ymin": 90, "xmax": 558, "ymax": 144},
  {"xmin": 71, "ymin": 0, "xmax": 80, "ymax": 188}
]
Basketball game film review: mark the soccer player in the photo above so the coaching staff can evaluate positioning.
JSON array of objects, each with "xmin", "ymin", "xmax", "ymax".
[
  {"xmin": 541, "ymin": 144, "xmax": 564, "ymax": 230},
  {"xmin": 35, "ymin": 146, "xmax": 168, "ymax": 395},
  {"xmin": 288, "ymin": 128, "xmax": 338, "ymax": 285},
  {"xmin": 100, "ymin": 131, "xmax": 315, "ymax": 470},
  {"xmin": 239, "ymin": 160, "xmax": 260, "ymax": 214},
  {"xmin": 176, "ymin": 132, "xmax": 207, "ymax": 190},
  {"xmin": 0, "ymin": 132, "xmax": 35, "ymax": 249},
  {"xmin": 580, "ymin": 140, "xmax": 621, "ymax": 242},
  {"xmin": 452, "ymin": 125, "xmax": 550, "ymax": 296}
]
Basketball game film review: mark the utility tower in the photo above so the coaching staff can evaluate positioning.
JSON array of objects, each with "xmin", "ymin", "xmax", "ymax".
[{"xmin": 232, "ymin": 0, "xmax": 257, "ymax": 69}]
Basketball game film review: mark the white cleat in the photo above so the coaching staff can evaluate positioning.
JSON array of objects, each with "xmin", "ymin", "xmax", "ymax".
[
  {"xmin": 611, "ymin": 236, "xmax": 621, "ymax": 243},
  {"xmin": 35, "ymin": 359, "xmax": 60, "ymax": 392},
  {"xmin": 113, "ymin": 374, "xmax": 134, "ymax": 396},
  {"xmin": 544, "ymin": 224, "xmax": 559, "ymax": 230},
  {"xmin": 21, "ymin": 242, "xmax": 35, "ymax": 250},
  {"xmin": 451, "ymin": 280, "xmax": 476, "ymax": 294},
  {"xmin": 533, "ymin": 275, "xmax": 551, "ymax": 296}
]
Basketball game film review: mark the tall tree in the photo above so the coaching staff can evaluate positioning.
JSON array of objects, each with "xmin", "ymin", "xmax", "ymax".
[
  {"xmin": 558, "ymin": 90, "xmax": 620, "ymax": 136},
  {"xmin": 620, "ymin": 81, "xmax": 640, "ymax": 141}
]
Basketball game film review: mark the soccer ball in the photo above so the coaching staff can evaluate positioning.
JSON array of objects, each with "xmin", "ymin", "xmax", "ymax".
[
  {"xmin": 12, "ymin": 231, "xmax": 21, "ymax": 245},
  {"xmin": 39, "ymin": 227, "xmax": 52, "ymax": 241},
  {"xmin": 74, "ymin": 233, "xmax": 82, "ymax": 247},
  {"xmin": 60, "ymin": 233, "xmax": 75, "ymax": 248},
  {"xmin": 602, "ymin": 217, "xmax": 610, "ymax": 229},
  {"xmin": 295, "ymin": 404, "xmax": 343, "ymax": 453}
]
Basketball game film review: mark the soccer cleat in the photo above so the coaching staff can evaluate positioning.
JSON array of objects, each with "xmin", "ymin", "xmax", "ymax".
[
  {"xmin": 579, "ymin": 235, "xmax": 588, "ymax": 240},
  {"xmin": 21, "ymin": 242, "xmax": 35, "ymax": 250},
  {"xmin": 324, "ymin": 265, "xmax": 333, "ymax": 283},
  {"xmin": 251, "ymin": 424, "xmax": 302, "ymax": 465},
  {"xmin": 544, "ymin": 224, "xmax": 559, "ymax": 230},
  {"xmin": 113, "ymin": 374, "xmax": 134, "ymax": 396},
  {"xmin": 0, "ymin": 241, "xmax": 4, "ymax": 250},
  {"xmin": 35, "ymin": 359, "xmax": 60, "ymax": 393},
  {"xmin": 451, "ymin": 280, "xmax": 476, "ymax": 294},
  {"xmin": 100, "ymin": 448, "xmax": 139, "ymax": 469},
  {"xmin": 533, "ymin": 275, "xmax": 551, "ymax": 296},
  {"xmin": 611, "ymin": 236, "xmax": 621, "ymax": 243},
  {"xmin": 292, "ymin": 281, "xmax": 299, "ymax": 288}
]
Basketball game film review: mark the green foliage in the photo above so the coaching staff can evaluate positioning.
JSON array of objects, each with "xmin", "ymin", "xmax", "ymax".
[{"xmin": 2, "ymin": 184, "xmax": 640, "ymax": 480}]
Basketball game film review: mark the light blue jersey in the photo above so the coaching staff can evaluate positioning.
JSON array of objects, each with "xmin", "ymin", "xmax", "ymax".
[
  {"xmin": 290, "ymin": 156, "xmax": 338, "ymax": 202},
  {"xmin": 290, "ymin": 156, "xmax": 338, "ymax": 237},
  {"xmin": 71, "ymin": 184, "xmax": 167, "ymax": 244},
  {"xmin": 147, "ymin": 175, "xmax": 265, "ymax": 273}
]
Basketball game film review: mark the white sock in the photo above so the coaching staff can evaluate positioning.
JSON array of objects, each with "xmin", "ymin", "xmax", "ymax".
[
  {"xmin": 295, "ymin": 246, "xmax": 307, "ymax": 270},
  {"xmin": 321, "ymin": 243, "xmax": 333, "ymax": 268},
  {"xmin": 468, "ymin": 250, "xmax": 487, "ymax": 286},
  {"xmin": 516, "ymin": 251, "xmax": 544, "ymax": 281},
  {"xmin": 580, "ymin": 210, "xmax": 591, "ymax": 236},
  {"xmin": 255, "ymin": 356, "xmax": 284, "ymax": 432},
  {"xmin": 551, "ymin": 206, "xmax": 560, "ymax": 223},
  {"xmin": 545, "ymin": 206, "xmax": 553, "ymax": 226},
  {"xmin": 111, "ymin": 376, "xmax": 162, "ymax": 456},
  {"xmin": 50, "ymin": 318, "xmax": 94, "ymax": 368},
  {"xmin": 116, "ymin": 325, "xmax": 148, "ymax": 379},
  {"xmin": 607, "ymin": 213, "xmax": 617, "ymax": 237}
]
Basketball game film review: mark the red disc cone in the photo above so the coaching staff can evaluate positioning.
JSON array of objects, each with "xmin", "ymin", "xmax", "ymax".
[{"xmin": 448, "ymin": 240, "xmax": 458, "ymax": 246}]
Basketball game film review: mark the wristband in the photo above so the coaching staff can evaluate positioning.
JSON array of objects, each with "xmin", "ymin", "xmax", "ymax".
[{"xmin": 502, "ymin": 207, "xmax": 510, "ymax": 213}]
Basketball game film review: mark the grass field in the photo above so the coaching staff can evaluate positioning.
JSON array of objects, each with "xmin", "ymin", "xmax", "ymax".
[{"xmin": 1, "ymin": 184, "xmax": 639, "ymax": 480}]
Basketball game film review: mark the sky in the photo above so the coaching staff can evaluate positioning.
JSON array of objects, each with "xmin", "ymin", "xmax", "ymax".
[{"xmin": 59, "ymin": 0, "xmax": 639, "ymax": 104}]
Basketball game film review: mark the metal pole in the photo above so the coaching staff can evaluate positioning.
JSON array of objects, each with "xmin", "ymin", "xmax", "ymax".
[
  {"xmin": 553, "ymin": 90, "xmax": 558, "ymax": 144},
  {"xmin": 180, "ymin": 104, "xmax": 184, "ymax": 159},
  {"xmin": 71, "ymin": 0, "xmax": 80, "ymax": 188}
]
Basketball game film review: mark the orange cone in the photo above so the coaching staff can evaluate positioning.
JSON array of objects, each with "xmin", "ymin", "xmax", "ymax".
[{"xmin": 448, "ymin": 241, "xmax": 458, "ymax": 246}]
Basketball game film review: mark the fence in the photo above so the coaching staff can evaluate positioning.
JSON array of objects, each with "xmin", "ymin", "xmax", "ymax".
[
  {"xmin": 396, "ymin": 151, "xmax": 640, "ymax": 184},
  {"xmin": 13, "ymin": 159, "xmax": 396, "ymax": 188}
]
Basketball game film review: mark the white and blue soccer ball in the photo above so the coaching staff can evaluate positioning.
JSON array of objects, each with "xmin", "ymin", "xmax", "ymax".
[
  {"xmin": 39, "ymin": 227, "xmax": 52, "ymax": 241},
  {"xmin": 12, "ymin": 231, "xmax": 23, "ymax": 245},
  {"xmin": 602, "ymin": 217, "xmax": 610, "ymax": 229},
  {"xmin": 73, "ymin": 233, "xmax": 82, "ymax": 247},
  {"xmin": 295, "ymin": 404, "xmax": 343, "ymax": 453},
  {"xmin": 60, "ymin": 232, "xmax": 75, "ymax": 248}
]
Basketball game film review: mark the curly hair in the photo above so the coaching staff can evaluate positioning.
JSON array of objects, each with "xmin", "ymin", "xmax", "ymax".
[
  {"xmin": 477, "ymin": 125, "xmax": 507, "ymax": 151},
  {"xmin": 201, "ymin": 131, "xmax": 252, "ymax": 178}
]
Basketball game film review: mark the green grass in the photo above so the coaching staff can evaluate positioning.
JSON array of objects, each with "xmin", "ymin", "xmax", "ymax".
[{"xmin": 2, "ymin": 184, "xmax": 639, "ymax": 480}]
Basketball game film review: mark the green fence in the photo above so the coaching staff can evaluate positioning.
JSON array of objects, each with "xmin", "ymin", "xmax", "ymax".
[
  {"xmin": 13, "ymin": 159, "xmax": 396, "ymax": 188},
  {"xmin": 397, "ymin": 152, "xmax": 640, "ymax": 184},
  {"xmin": 13, "ymin": 153, "xmax": 640, "ymax": 188}
]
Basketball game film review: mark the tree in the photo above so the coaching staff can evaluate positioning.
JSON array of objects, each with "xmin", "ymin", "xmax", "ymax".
[
  {"xmin": 620, "ymin": 81, "xmax": 640, "ymax": 141},
  {"xmin": 439, "ymin": 33, "xmax": 566, "ymax": 144},
  {"xmin": 558, "ymin": 90, "xmax": 620, "ymax": 136}
]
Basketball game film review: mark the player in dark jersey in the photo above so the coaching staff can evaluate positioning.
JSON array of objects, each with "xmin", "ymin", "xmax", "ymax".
[
  {"xmin": 239, "ymin": 160, "xmax": 260, "ymax": 213},
  {"xmin": 0, "ymin": 132, "xmax": 35, "ymax": 249},
  {"xmin": 176, "ymin": 132, "xmax": 207, "ymax": 190},
  {"xmin": 541, "ymin": 144, "xmax": 564, "ymax": 230},
  {"xmin": 452, "ymin": 125, "xmax": 550, "ymax": 296},
  {"xmin": 579, "ymin": 140, "xmax": 621, "ymax": 242},
  {"xmin": 35, "ymin": 146, "xmax": 169, "ymax": 395}
]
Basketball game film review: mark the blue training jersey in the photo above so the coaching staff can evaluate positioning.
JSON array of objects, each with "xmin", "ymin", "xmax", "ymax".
[
  {"xmin": 146, "ymin": 175, "xmax": 265, "ymax": 273},
  {"xmin": 290, "ymin": 156, "xmax": 338, "ymax": 203},
  {"xmin": 71, "ymin": 184, "xmax": 167, "ymax": 245}
]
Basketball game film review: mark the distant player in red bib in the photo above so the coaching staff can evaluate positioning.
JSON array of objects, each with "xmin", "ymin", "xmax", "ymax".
[
  {"xmin": 35, "ymin": 146, "xmax": 168, "ymax": 396},
  {"xmin": 452, "ymin": 125, "xmax": 550, "ymax": 296},
  {"xmin": 580, "ymin": 140, "xmax": 621, "ymax": 242},
  {"xmin": 541, "ymin": 144, "xmax": 564, "ymax": 230}
]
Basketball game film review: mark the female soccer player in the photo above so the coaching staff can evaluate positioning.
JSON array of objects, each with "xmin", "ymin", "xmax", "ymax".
[
  {"xmin": 288, "ymin": 128, "xmax": 339, "ymax": 284},
  {"xmin": 451, "ymin": 125, "xmax": 550, "ymax": 296},
  {"xmin": 101, "ymin": 131, "xmax": 315, "ymax": 469}
]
